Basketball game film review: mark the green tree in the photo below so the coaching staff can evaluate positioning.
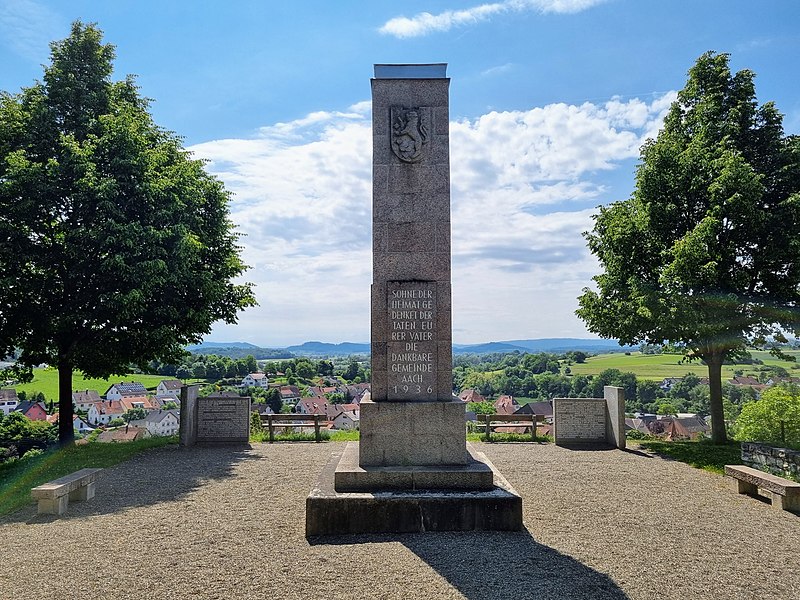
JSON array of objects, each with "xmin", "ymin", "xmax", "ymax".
[
  {"xmin": 0, "ymin": 22, "xmax": 255, "ymax": 445},
  {"xmin": 467, "ymin": 401, "xmax": 495, "ymax": 415},
  {"xmin": 123, "ymin": 407, "xmax": 147, "ymax": 422},
  {"xmin": 656, "ymin": 401, "xmax": 678, "ymax": 416},
  {"xmin": 244, "ymin": 355, "xmax": 258, "ymax": 374},
  {"xmin": 264, "ymin": 387, "xmax": 283, "ymax": 414},
  {"xmin": 192, "ymin": 363, "xmax": 207, "ymax": 379},
  {"xmin": 342, "ymin": 359, "xmax": 359, "ymax": 382},
  {"xmin": 734, "ymin": 383, "xmax": 800, "ymax": 448},
  {"xmin": 577, "ymin": 52, "xmax": 800, "ymax": 443}
]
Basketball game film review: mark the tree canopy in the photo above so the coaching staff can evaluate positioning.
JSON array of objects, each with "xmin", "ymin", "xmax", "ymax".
[
  {"xmin": 577, "ymin": 52, "xmax": 800, "ymax": 442},
  {"xmin": 0, "ymin": 22, "xmax": 255, "ymax": 444}
]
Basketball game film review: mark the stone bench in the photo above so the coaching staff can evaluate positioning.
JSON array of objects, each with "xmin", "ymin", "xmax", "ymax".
[
  {"xmin": 725, "ymin": 464, "xmax": 800, "ymax": 512},
  {"xmin": 479, "ymin": 413, "xmax": 544, "ymax": 442},
  {"xmin": 260, "ymin": 413, "xmax": 325, "ymax": 443},
  {"xmin": 31, "ymin": 468, "xmax": 103, "ymax": 515}
]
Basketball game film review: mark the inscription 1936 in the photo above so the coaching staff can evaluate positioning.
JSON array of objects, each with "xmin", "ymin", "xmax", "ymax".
[{"xmin": 387, "ymin": 281, "xmax": 436, "ymax": 400}]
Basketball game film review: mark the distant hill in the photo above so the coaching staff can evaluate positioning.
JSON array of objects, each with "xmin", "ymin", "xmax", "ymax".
[
  {"xmin": 189, "ymin": 338, "xmax": 632, "ymax": 358},
  {"xmin": 186, "ymin": 341, "xmax": 260, "ymax": 350},
  {"xmin": 284, "ymin": 341, "xmax": 371, "ymax": 356},
  {"xmin": 453, "ymin": 338, "xmax": 633, "ymax": 354},
  {"xmin": 187, "ymin": 342, "xmax": 293, "ymax": 359}
]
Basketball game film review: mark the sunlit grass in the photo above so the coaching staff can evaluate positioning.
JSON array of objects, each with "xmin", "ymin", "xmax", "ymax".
[{"xmin": 633, "ymin": 439, "xmax": 741, "ymax": 475}]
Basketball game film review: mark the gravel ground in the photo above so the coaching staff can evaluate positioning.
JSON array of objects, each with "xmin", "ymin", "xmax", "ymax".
[{"xmin": 1, "ymin": 442, "xmax": 798, "ymax": 600}]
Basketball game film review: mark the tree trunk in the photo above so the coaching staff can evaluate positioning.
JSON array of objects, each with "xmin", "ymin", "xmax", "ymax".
[
  {"xmin": 57, "ymin": 359, "xmax": 75, "ymax": 446},
  {"xmin": 706, "ymin": 352, "xmax": 727, "ymax": 444}
]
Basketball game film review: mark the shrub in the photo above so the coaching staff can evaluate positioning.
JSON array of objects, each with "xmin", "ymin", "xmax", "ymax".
[{"xmin": 734, "ymin": 384, "xmax": 800, "ymax": 449}]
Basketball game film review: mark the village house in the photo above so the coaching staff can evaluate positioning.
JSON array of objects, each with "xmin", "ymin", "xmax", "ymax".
[
  {"xmin": 241, "ymin": 373, "xmax": 269, "ymax": 389},
  {"xmin": 493, "ymin": 395, "xmax": 518, "ymax": 415},
  {"xmin": 50, "ymin": 412, "xmax": 94, "ymax": 435},
  {"xmin": 459, "ymin": 389, "xmax": 486, "ymax": 404},
  {"xmin": 73, "ymin": 415, "xmax": 94, "ymax": 435},
  {"xmin": 129, "ymin": 409, "xmax": 180, "ymax": 437},
  {"xmin": 155, "ymin": 379, "xmax": 183, "ymax": 399},
  {"xmin": 280, "ymin": 385, "xmax": 301, "ymax": 405},
  {"xmin": 0, "ymin": 389, "xmax": 19, "ymax": 416},
  {"xmin": 307, "ymin": 386, "xmax": 338, "ymax": 398},
  {"xmin": 119, "ymin": 396, "xmax": 157, "ymax": 412},
  {"xmin": 14, "ymin": 401, "xmax": 47, "ymax": 421},
  {"xmin": 105, "ymin": 381, "xmax": 148, "ymax": 400},
  {"xmin": 88, "ymin": 400, "xmax": 126, "ymax": 425},
  {"xmin": 332, "ymin": 410, "xmax": 359, "ymax": 430},
  {"xmin": 72, "ymin": 389, "xmax": 101, "ymax": 412},
  {"xmin": 514, "ymin": 400, "xmax": 554, "ymax": 423},
  {"xmin": 296, "ymin": 398, "xmax": 329, "ymax": 416}
]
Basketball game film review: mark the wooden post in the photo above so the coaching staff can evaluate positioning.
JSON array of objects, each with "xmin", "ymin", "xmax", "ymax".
[
  {"xmin": 268, "ymin": 414, "xmax": 274, "ymax": 443},
  {"xmin": 314, "ymin": 414, "xmax": 321, "ymax": 443},
  {"xmin": 483, "ymin": 413, "xmax": 492, "ymax": 443},
  {"xmin": 530, "ymin": 414, "xmax": 536, "ymax": 442}
]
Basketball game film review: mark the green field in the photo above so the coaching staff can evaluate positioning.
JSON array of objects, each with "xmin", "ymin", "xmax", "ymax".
[
  {"xmin": 568, "ymin": 350, "xmax": 800, "ymax": 381},
  {"xmin": 11, "ymin": 369, "xmax": 200, "ymax": 401}
]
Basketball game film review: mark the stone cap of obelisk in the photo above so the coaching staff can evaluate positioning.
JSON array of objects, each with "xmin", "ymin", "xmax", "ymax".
[{"xmin": 373, "ymin": 64, "xmax": 448, "ymax": 79}]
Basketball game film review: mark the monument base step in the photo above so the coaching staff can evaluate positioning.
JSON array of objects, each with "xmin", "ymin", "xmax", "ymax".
[
  {"xmin": 306, "ymin": 444, "xmax": 523, "ymax": 536},
  {"xmin": 334, "ymin": 442, "xmax": 494, "ymax": 491}
]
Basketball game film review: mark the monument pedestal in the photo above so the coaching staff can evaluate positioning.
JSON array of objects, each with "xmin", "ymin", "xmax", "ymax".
[
  {"xmin": 359, "ymin": 399, "xmax": 467, "ymax": 466},
  {"xmin": 306, "ymin": 442, "xmax": 523, "ymax": 536}
]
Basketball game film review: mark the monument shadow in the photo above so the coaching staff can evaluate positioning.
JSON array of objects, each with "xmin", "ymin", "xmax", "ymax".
[
  {"xmin": 2, "ymin": 443, "xmax": 258, "ymax": 525},
  {"xmin": 309, "ymin": 529, "xmax": 629, "ymax": 600}
]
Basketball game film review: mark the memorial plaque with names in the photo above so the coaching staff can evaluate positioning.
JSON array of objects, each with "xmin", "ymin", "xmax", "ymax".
[
  {"xmin": 196, "ymin": 396, "xmax": 250, "ymax": 443},
  {"xmin": 387, "ymin": 281, "xmax": 437, "ymax": 400},
  {"xmin": 554, "ymin": 398, "xmax": 607, "ymax": 442}
]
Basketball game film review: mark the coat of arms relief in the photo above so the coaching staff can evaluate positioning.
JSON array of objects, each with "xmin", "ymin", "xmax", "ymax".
[{"xmin": 390, "ymin": 106, "xmax": 430, "ymax": 163}]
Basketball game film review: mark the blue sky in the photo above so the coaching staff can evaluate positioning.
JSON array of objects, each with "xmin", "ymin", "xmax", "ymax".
[{"xmin": 2, "ymin": 0, "xmax": 799, "ymax": 347}]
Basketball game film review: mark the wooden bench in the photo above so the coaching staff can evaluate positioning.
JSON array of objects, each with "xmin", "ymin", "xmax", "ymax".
[
  {"xmin": 479, "ymin": 413, "xmax": 544, "ymax": 442},
  {"xmin": 725, "ymin": 465, "xmax": 800, "ymax": 512},
  {"xmin": 31, "ymin": 468, "xmax": 103, "ymax": 515},
  {"xmin": 260, "ymin": 413, "xmax": 325, "ymax": 443}
]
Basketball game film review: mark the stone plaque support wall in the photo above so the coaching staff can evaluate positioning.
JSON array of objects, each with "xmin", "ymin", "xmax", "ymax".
[
  {"xmin": 553, "ymin": 386, "xmax": 626, "ymax": 448},
  {"xmin": 180, "ymin": 385, "xmax": 250, "ymax": 446},
  {"xmin": 179, "ymin": 384, "xmax": 201, "ymax": 447}
]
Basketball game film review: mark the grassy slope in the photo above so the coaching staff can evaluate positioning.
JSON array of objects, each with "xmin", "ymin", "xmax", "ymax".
[
  {"xmin": 567, "ymin": 350, "xmax": 800, "ymax": 381},
  {"xmin": 0, "ymin": 436, "xmax": 178, "ymax": 516},
  {"xmin": 13, "ymin": 369, "xmax": 201, "ymax": 401},
  {"xmin": 633, "ymin": 439, "xmax": 741, "ymax": 475}
]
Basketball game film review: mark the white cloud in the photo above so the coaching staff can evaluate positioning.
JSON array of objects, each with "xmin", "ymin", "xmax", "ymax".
[
  {"xmin": 0, "ymin": 0, "xmax": 63, "ymax": 63},
  {"xmin": 379, "ymin": 0, "xmax": 609, "ymax": 38},
  {"xmin": 192, "ymin": 92, "xmax": 675, "ymax": 346}
]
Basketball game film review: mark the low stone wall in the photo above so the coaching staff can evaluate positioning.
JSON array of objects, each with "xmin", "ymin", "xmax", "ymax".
[{"xmin": 741, "ymin": 442, "xmax": 800, "ymax": 480}]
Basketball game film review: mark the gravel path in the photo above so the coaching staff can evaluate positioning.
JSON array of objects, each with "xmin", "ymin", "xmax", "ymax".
[{"xmin": 1, "ymin": 442, "xmax": 798, "ymax": 600}]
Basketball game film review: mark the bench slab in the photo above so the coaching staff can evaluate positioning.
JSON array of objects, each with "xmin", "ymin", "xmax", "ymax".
[
  {"xmin": 725, "ymin": 465, "xmax": 800, "ymax": 512},
  {"xmin": 31, "ymin": 468, "xmax": 102, "ymax": 515}
]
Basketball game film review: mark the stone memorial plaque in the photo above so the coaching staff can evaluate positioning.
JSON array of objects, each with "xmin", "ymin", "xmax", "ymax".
[
  {"xmin": 554, "ymin": 398, "xmax": 606, "ymax": 442},
  {"xmin": 387, "ymin": 281, "xmax": 437, "ymax": 400},
  {"xmin": 196, "ymin": 396, "xmax": 250, "ymax": 443}
]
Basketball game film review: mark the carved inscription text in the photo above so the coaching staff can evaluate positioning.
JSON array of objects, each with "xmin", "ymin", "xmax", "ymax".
[{"xmin": 387, "ymin": 281, "xmax": 436, "ymax": 400}]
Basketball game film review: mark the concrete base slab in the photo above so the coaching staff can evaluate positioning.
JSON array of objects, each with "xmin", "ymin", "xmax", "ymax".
[
  {"xmin": 334, "ymin": 442, "xmax": 494, "ymax": 492},
  {"xmin": 307, "ymin": 445, "xmax": 523, "ymax": 536}
]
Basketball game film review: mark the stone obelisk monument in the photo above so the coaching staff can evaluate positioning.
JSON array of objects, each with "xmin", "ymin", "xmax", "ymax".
[
  {"xmin": 306, "ymin": 64, "xmax": 522, "ymax": 536},
  {"xmin": 361, "ymin": 63, "xmax": 466, "ymax": 465}
]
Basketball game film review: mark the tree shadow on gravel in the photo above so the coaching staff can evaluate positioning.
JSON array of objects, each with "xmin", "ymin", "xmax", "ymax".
[
  {"xmin": 2, "ymin": 444, "xmax": 260, "ymax": 525},
  {"xmin": 310, "ymin": 529, "xmax": 629, "ymax": 600}
]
